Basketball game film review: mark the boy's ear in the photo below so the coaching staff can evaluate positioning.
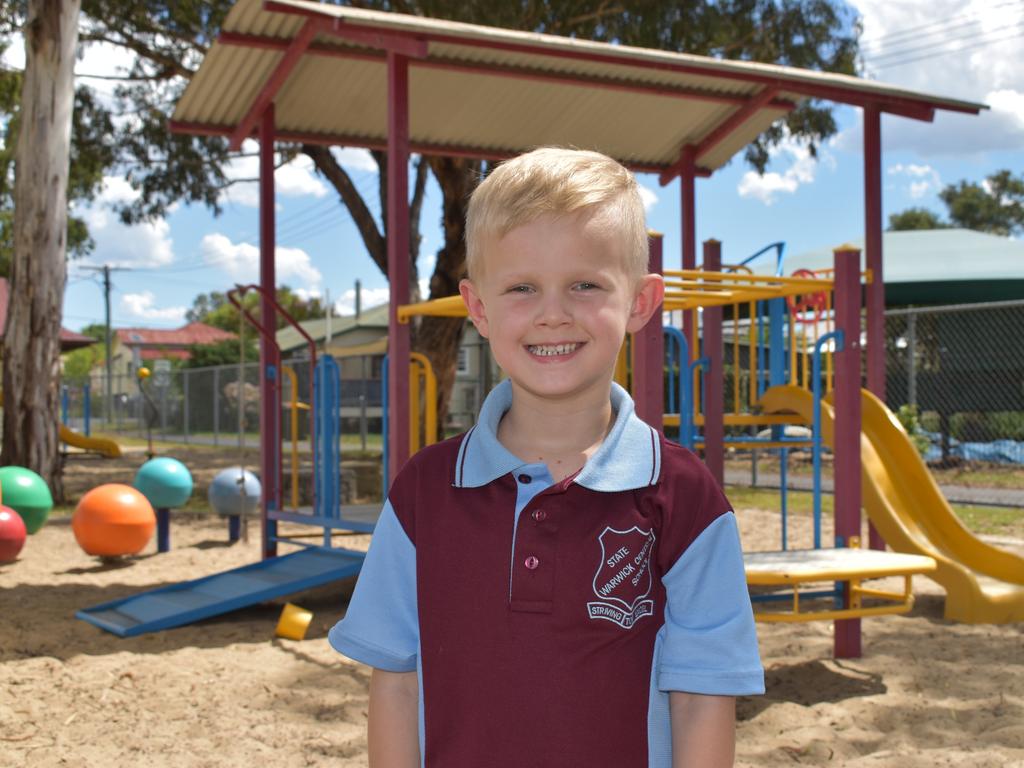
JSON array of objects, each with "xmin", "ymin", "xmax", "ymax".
[
  {"xmin": 625, "ymin": 274, "xmax": 665, "ymax": 334},
  {"xmin": 459, "ymin": 278, "xmax": 490, "ymax": 338}
]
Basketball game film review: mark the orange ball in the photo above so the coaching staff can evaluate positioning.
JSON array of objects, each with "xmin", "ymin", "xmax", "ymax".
[{"xmin": 72, "ymin": 484, "xmax": 156, "ymax": 557}]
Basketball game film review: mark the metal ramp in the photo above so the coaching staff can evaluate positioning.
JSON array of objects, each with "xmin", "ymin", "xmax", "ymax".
[{"xmin": 76, "ymin": 547, "xmax": 366, "ymax": 637}]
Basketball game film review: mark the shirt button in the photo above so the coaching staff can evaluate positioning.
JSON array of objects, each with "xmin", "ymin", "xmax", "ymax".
[
  {"xmin": 524, "ymin": 556, "xmax": 540, "ymax": 570},
  {"xmin": 531, "ymin": 509, "xmax": 547, "ymax": 522},
  {"xmin": 517, "ymin": 473, "xmax": 531, "ymax": 484}
]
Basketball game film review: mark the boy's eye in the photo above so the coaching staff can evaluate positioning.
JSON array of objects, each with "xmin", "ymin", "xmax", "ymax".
[
  {"xmin": 574, "ymin": 281, "xmax": 600, "ymax": 291},
  {"xmin": 506, "ymin": 284, "xmax": 534, "ymax": 294}
]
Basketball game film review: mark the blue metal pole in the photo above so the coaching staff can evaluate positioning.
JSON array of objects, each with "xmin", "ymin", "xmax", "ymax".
[
  {"xmin": 812, "ymin": 330, "xmax": 845, "ymax": 550},
  {"xmin": 61, "ymin": 386, "xmax": 68, "ymax": 426},
  {"xmin": 157, "ymin": 508, "xmax": 170, "ymax": 553},
  {"xmin": 83, "ymin": 383, "xmax": 91, "ymax": 436}
]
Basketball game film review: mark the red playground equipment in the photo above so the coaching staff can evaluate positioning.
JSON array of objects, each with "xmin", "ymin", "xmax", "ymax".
[{"xmin": 0, "ymin": 505, "xmax": 27, "ymax": 563}]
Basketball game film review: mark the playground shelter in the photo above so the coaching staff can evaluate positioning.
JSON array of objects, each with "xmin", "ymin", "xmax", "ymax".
[{"xmin": 166, "ymin": 0, "xmax": 991, "ymax": 657}]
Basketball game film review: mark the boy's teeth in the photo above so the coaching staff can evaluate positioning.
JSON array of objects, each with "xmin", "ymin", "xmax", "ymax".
[{"xmin": 529, "ymin": 343, "xmax": 579, "ymax": 356}]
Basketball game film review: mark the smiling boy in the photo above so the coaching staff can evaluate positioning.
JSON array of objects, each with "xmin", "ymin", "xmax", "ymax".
[{"xmin": 329, "ymin": 147, "xmax": 764, "ymax": 767}]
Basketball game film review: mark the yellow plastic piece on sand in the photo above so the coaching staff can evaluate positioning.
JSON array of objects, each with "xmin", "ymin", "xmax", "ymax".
[{"xmin": 276, "ymin": 602, "xmax": 313, "ymax": 640}]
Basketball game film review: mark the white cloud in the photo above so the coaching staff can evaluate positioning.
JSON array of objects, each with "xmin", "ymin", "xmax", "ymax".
[
  {"xmin": 199, "ymin": 233, "xmax": 322, "ymax": 288},
  {"xmin": 221, "ymin": 140, "xmax": 329, "ymax": 207},
  {"xmin": 638, "ymin": 184, "xmax": 658, "ymax": 211},
  {"xmin": 291, "ymin": 287, "xmax": 322, "ymax": 303},
  {"xmin": 121, "ymin": 291, "xmax": 187, "ymax": 324},
  {"xmin": 330, "ymin": 147, "xmax": 379, "ymax": 173},
  {"xmin": 736, "ymin": 135, "xmax": 828, "ymax": 205},
  {"xmin": 73, "ymin": 176, "xmax": 175, "ymax": 268},
  {"xmin": 888, "ymin": 162, "xmax": 942, "ymax": 199},
  {"xmin": 334, "ymin": 285, "xmax": 390, "ymax": 316},
  {"xmin": 845, "ymin": 1, "xmax": 1024, "ymax": 155}
]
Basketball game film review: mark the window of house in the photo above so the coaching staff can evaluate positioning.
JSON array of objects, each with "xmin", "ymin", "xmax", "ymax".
[{"xmin": 456, "ymin": 346, "xmax": 469, "ymax": 375}]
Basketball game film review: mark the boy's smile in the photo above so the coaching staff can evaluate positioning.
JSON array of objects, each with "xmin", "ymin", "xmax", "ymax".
[{"xmin": 460, "ymin": 210, "xmax": 662, "ymax": 411}]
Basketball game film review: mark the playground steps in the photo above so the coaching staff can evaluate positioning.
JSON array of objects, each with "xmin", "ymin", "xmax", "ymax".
[{"xmin": 76, "ymin": 547, "xmax": 365, "ymax": 637}]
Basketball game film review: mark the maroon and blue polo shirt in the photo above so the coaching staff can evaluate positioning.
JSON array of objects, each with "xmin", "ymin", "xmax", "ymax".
[{"xmin": 330, "ymin": 380, "xmax": 764, "ymax": 766}]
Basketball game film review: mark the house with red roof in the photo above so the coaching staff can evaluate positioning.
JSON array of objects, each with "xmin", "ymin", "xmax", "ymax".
[{"xmin": 104, "ymin": 321, "xmax": 236, "ymax": 378}]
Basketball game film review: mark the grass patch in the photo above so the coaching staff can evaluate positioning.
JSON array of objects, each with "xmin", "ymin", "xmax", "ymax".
[{"xmin": 725, "ymin": 485, "xmax": 1024, "ymax": 539}]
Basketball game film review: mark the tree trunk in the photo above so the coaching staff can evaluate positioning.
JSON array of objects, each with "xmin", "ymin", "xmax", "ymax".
[
  {"xmin": 2, "ymin": 0, "xmax": 80, "ymax": 501},
  {"xmin": 414, "ymin": 157, "xmax": 482, "ymax": 438}
]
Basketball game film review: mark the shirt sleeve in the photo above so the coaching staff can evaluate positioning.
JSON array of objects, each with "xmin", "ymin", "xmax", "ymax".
[
  {"xmin": 328, "ymin": 499, "xmax": 419, "ymax": 672},
  {"xmin": 656, "ymin": 512, "xmax": 765, "ymax": 695}
]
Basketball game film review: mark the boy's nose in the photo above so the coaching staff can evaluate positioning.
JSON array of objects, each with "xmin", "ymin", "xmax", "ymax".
[{"xmin": 536, "ymin": 294, "xmax": 572, "ymax": 326}]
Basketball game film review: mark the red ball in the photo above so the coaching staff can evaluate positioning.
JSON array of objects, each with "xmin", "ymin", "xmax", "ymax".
[{"xmin": 0, "ymin": 504, "xmax": 27, "ymax": 563}]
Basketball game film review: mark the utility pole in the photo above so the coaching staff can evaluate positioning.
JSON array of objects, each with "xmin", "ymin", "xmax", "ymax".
[{"xmin": 81, "ymin": 264, "xmax": 127, "ymax": 427}]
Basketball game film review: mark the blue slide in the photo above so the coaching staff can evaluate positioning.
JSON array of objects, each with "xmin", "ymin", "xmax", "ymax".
[{"xmin": 76, "ymin": 547, "xmax": 365, "ymax": 637}]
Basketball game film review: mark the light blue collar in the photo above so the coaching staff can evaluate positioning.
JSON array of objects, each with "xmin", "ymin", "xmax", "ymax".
[{"xmin": 453, "ymin": 379, "xmax": 661, "ymax": 492}]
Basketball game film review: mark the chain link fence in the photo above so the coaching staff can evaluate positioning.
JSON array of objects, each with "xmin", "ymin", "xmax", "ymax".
[
  {"xmin": 886, "ymin": 299, "xmax": 1024, "ymax": 464},
  {"xmin": 64, "ymin": 356, "xmax": 382, "ymax": 450},
  {"xmin": 61, "ymin": 301, "xmax": 1024, "ymax": 465}
]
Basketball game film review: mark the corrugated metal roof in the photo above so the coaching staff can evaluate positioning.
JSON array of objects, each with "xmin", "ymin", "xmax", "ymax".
[
  {"xmin": 759, "ymin": 229, "xmax": 1024, "ymax": 305},
  {"xmin": 776, "ymin": 230, "xmax": 1024, "ymax": 283},
  {"xmin": 172, "ymin": 0, "xmax": 985, "ymax": 176}
]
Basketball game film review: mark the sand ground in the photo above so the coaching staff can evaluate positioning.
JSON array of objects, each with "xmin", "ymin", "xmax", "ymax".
[{"xmin": 1, "ymin": 446, "xmax": 1022, "ymax": 767}]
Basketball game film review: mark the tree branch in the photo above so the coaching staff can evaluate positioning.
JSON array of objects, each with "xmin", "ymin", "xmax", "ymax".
[
  {"xmin": 302, "ymin": 143, "xmax": 386, "ymax": 274},
  {"xmin": 77, "ymin": 32, "xmax": 196, "ymax": 79},
  {"xmin": 408, "ymin": 154, "xmax": 429, "ymax": 300}
]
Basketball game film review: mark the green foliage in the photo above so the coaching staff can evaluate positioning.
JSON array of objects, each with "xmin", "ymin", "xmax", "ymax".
[
  {"xmin": 895, "ymin": 404, "xmax": 931, "ymax": 457},
  {"xmin": 183, "ymin": 338, "xmax": 258, "ymax": 368},
  {"xmin": 940, "ymin": 169, "xmax": 1024, "ymax": 237},
  {"xmin": 887, "ymin": 207, "xmax": 947, "ymax": 231},
  {"xmin": 61, "ymin": 346, "xmax": 100, "ymax": 384},
  {"xmin": 186, "ymin": 285, "xmax": 325, "ymax": 332},
  {"xmin": 950, "ymin": 411, "xmax": 1024, "ymax": 443},
  {"xmin": 79, "ymin": 322, "xmax": 107, "ymax": 341},
  {"xmin": 888, "ymin": 169, "xmax": 1024, "ymax": 238}
]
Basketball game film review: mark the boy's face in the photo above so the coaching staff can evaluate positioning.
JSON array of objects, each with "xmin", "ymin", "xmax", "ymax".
[{"xmin": 460, "ymin": 211, "xmax": 663, "ymax": 407}]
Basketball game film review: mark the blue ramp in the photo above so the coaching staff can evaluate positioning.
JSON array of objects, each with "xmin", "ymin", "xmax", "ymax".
[{"xmin": 76, "ymin": 547, "xmax": 365, "ymax": 637}]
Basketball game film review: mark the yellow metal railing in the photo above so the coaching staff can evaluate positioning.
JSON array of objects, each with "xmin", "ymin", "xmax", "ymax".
[{"xmin": 409, "ymin": 352, "xmax": 438, "ymax": 454}]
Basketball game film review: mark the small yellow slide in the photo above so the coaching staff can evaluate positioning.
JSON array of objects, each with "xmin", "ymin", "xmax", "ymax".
[
  {"xmin": 759, "ymin": 385, "xmax": 1024, "ymax": 624},
  {"xmin": 59, "ymin": 424, "xmax": 122, "ymax": 458}
]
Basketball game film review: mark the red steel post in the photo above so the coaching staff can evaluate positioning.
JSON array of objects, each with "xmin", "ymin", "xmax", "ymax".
[
  {"xmin": 632, "ymin": 233, "xmax": 664, "ymax": 430},
  {"xmin": 864, "ymin": 104, "xmax": 886, "ymax": 551},
  {"xmin": 259, "ymin": 105, "xmax": 279, "ymax": 560},
  {"xmin": 833, "ymin": 245, "xmax": 863, "ymax": 659},
  {"xmin": 387, "ymin": 52, "xmax": 411, "ymax": 488},
  {"xmin": 702, "ymin": 240, "xmax": 724, "ymax": 488},
  {"xmin": 680, "ymin": 147, "xmax": 697, "ymax": 362}
]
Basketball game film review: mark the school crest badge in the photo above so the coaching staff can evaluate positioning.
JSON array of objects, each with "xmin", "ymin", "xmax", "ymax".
[{"xmin": 587, "ymin": 526, "xmax": 656, "ymax": 629}]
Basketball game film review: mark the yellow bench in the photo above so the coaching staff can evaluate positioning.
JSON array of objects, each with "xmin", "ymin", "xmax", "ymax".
[{"xmin": 745, "ymin": 542, "xmax": 937, "ymax": 623}]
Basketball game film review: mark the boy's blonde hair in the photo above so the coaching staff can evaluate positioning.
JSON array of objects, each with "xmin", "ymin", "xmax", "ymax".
[{"xmin": 465, "ymin": 147, "xmax": 648, "ymax": 282}]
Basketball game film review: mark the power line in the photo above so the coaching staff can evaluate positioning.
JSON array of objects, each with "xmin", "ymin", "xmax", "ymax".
[
  {"xmin": 866, "ymin": 27, "xmax": 1024, "ymax": 69},
  {"xmin": 865, "ymin": 21, "xmax": 1024, "ymax": 64},
  {"xmin": 859, "ymin": 0, "xmax": 1022, "ymax": 48}
]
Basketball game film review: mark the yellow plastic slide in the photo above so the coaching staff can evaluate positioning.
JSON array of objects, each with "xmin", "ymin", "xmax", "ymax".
[
  {"xmin": 59, "ymin": 424, "xmax": 122, "ymax": 458},
  {"xmin": 759, "ymin": 385, "xmax": 1024, "ymax": 624}
]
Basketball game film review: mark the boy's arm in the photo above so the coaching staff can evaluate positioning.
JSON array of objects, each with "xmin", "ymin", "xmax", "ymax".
[
  {"xmin": 369, "ymin": 668, "xmax": 420, "ymax": 768},
  {"xmin": 670, "ymin": 692, "xmax": 735, "ymax": 768}
]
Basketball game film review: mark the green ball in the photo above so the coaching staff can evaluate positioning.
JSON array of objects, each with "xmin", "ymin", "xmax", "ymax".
[
  {"xmin": 0, "ymin": 466, "xmax": 54, "ymax": 534},
  {"xmin": 133, "ymin": 457, "xmax": 193, "ymax": 509}
]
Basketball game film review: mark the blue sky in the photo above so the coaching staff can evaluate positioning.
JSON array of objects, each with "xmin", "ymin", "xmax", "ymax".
[{"xmin": 7, "ymin": 1, "xmax": 1024, "ymax": 332}]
